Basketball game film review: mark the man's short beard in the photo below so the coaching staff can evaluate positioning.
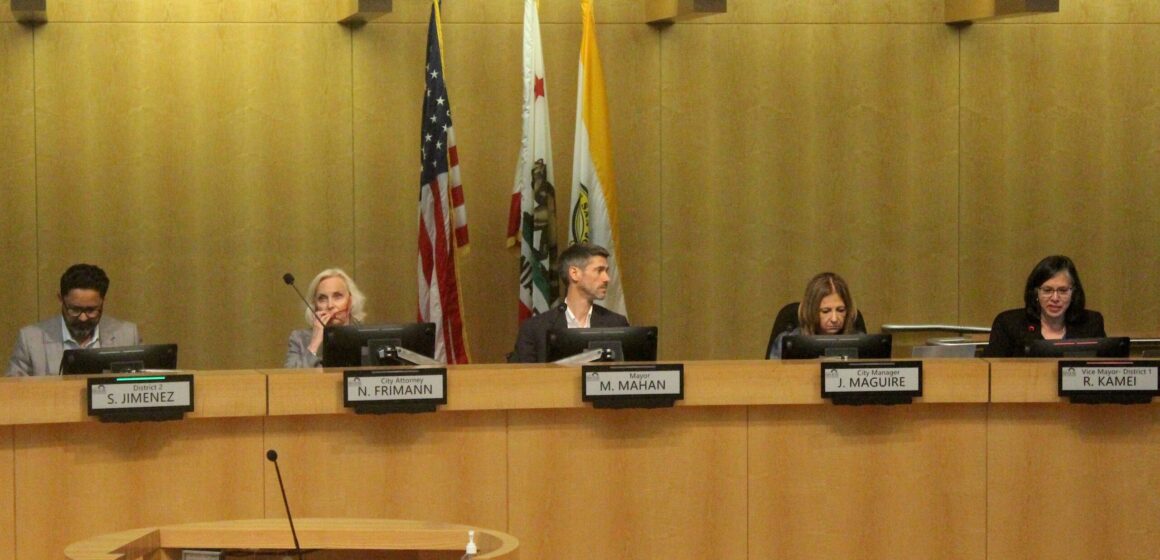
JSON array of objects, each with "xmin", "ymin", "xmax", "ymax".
[{"xmin": 68, "ymin": 323, "xmax": 96, "ymax": 340}]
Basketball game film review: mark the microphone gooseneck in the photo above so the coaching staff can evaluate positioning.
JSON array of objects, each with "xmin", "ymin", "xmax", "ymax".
[
  {"xmin": 283, "ymin": 272, "xmax": 326, "ymax": 327},
  {"xmin": 266, "ymin": 449, "xmax": 304, "ymax": 560}
]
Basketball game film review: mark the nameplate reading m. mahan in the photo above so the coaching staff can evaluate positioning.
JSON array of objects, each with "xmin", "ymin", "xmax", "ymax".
[
  {"xmin": 344, "ymin": 369, "xmax": 447, "ymax": 413},
  {"xmin": 1059, "ymin": 361, "xmax": 1160, "ymax": 394},
  {"xmin": 582, "ymin": 364, "xmax": 684, "ymax": 408},
  {"xmin": 87, "ymin": 374, "xmax": 194, "ymax": 421},
  {"xmin": 821, "ymin": 361, "xmax": 922, "ymax": 404}
]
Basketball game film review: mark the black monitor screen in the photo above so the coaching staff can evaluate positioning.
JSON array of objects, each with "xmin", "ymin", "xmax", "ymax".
[
  {"xmin": 1026, "ymin": 337, "xmax": 1130, "ymax": 358},
  {"xmin": 322, "ymin": 323, "xmax": 436, "ymax": 367},
  {"xmin": 61, "ymin": 344, "xmax": 178, "ymax": 375},
  {"xmin": 781, "ymin": 334, "xmax": 892, "ymax": 360},
  {"xmin": 547, "ymin": 326, "xmax": 658, "ymax": 362}
]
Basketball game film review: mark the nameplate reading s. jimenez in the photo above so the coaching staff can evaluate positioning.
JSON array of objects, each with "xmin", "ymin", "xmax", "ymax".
[
  {"xmin": 1059, "ymin": 360, "xmax": 1160, "ymax": 404},
  {"xmin": 87, "ymin": 374, "xmax": 194, "ymax": 422},
  {"xmin": 344, "ymin": 368, "xmax": 447, "ymax": 414},
  {"xmin": 582, "ymin": 364, "xmax": 684, "ymax": 409},
  {"xmin": 821, "ymin": 361, "xmax": 922, "ymax": 405}
]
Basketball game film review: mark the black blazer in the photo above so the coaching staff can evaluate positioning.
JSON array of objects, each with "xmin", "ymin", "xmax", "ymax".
[
  {"xmin": 765, "ymin": 302, "xmax": 867, "ymax": 359},
  {"xmin": 981, "ymin": 308, "xmax": 1106, "ymax": 357},
  {"xmin": 510, "ymin": 303, "xmax": 630, "ymax": 363}
]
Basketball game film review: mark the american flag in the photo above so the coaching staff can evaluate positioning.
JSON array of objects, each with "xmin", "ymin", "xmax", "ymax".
[{"xmin": 418, "ymin": 0, "xmax": 470, "ymax": 364}]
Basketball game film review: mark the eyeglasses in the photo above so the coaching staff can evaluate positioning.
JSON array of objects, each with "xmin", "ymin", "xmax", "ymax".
[
  {"xmin": 1037, "ymin": 286, "xmax": 1073, "ymax": 299},
  {"xmin": 63, "ymin": 304, "xmax": 103, "ymax": 318}
]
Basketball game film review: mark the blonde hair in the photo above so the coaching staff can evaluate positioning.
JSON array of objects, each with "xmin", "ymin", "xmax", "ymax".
[
  {"xmin": 304, "ymin": 268, "xmax": 367, "ymax": 326},
  {"xmin": 797, "ymin": 272, "xmax": 858, "ymax": 335}
]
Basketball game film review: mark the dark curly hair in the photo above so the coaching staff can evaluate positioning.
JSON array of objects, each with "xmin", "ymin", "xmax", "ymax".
[{"xmin": 59, "ymin": 264, "xmax": 110, "ymax": 298}]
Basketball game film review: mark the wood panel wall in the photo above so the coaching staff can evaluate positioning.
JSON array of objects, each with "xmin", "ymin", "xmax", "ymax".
[
  {"xmin": 14, "ymin": 418, "xmax": 266, "ymax": 560},
  {"xmin": 988, "ymin": 404, "xmax": 1160, "ymax": 558},
  {"xmin": 959, "ymin": 22, "xmax": 1160, "ymax": 329},
  {"xmin": 0, "ymin": 428, "xmax": 12, "ymax": 560},
  {"xmin": 2, "ymin": 0, "xmax": 1159, "ymax": 368},
  {"xmin": 0, "ymin": 23, "xmax": 37, "ymax": 367}
]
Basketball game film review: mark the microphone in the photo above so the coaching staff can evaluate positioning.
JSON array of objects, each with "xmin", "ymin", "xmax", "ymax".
[
  {"xmin": 283, "ymin": 272, "xmax": 326, "ymax": 327},
  {"xmin": 266, "ymin": 449, "xmax": 305, "ymax": 560}
]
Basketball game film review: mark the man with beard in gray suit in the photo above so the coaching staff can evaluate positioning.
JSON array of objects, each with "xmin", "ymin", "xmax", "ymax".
[{"xmin": 7, "ymin": 263, "xmax": 141, "ymax": 376}]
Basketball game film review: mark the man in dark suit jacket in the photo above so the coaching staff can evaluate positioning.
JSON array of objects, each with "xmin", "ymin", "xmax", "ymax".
[
  {"xmin": 7, "ymin": 264, "xmax": 141, "ymax": 376},
  {"xmin": 511, "ymin": 243, "xmax": 628, "ymax": 363}
]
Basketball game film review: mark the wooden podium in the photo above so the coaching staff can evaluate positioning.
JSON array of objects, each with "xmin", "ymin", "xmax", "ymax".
[{"xmin": 64, "ymin": 518, "xmax": 519, "ymax": 560}]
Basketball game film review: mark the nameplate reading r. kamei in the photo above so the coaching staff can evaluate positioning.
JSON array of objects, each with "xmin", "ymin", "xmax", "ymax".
[{"xmin": 1059, "ymin": 361, "xmax": 1159, "ymax": 393}]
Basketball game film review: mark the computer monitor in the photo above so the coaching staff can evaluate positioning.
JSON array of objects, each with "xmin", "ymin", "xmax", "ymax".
[
  {"xmin": 1025, "ymin": 337, "xmax": 1130, "ymax": 358},
  {"xmin": 547, "ymin": 326, "xmax": 659, "ymax": 363},
  {"xmin": 322, "ymin": 323, "xmax": 437, "ymax": 367},
  {"xmin": 781, "ymin": 334, "xmax": 893, "ymax": 360},
  {"xmin": 60, "ymin": 344, "xmax": 179, "ymax": 374}
]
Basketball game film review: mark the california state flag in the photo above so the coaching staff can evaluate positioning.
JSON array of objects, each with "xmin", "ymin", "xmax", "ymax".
[
  {"xmin": 569, "ymin": 0, "xmax": 627, "ymax": 318},
  {"xmin": 507, "ymin": 0, "xmax": 558, "ymax": 323}
]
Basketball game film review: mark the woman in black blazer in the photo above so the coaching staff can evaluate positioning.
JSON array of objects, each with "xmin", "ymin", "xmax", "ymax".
[{"xmin": 982, "ymin": 255, "xmax": 1106, "ymax": 357}]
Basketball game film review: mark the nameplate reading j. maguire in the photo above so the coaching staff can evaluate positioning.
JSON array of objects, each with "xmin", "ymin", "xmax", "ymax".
[
  {"xmin": 821, "ymin": 361, "xmax": 922, "ymax": 396},
  {"xmin": 88, "ymin": 375, "xmax": 193, "ymax": 412},
  {"xmin": 344, "ymin": 369, "xmax": 447, "ymax": 404},
  {"xmin": 1059, "ymin": 361, "xmax": 1160, "ymax": 393}
]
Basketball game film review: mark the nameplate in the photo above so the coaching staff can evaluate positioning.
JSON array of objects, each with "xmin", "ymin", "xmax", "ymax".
[
  {"xmin": 344, "ymin": 368, "xmax": 447, "ymax": 413},
  {"xmin": 1059, "ymin": 360, "xmax": 1160, "ymax": 403},
  {"xmin": 87, "ymin": 374, "xmax": 194, "ymax": 422},
  {"xmin": 821, "ymin": 361, "xmax": 922, "ymax": 404},
  {"xmin": 582, "ymin": 364, "xmax": 684, "ymax": 408}
]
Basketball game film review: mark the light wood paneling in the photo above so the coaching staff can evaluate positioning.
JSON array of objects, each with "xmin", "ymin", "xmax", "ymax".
[
  {"xmin": 65, "ymin": 519, "xmax": 520, "ymax": 560},
  {"xmin": 597, "ymin": 24, "xmax": 664, "ymax": 331},
  {"xmin": 6, "ymin": 0, "xmax": 1158, "ymax": 368},
  {"xmin": 1, "ymin": 362, "xmax": 1156, "ymax": 559},
  {"xmin": 661, "ymin": 24, "xmax": 960, "ymax": 360},
  {"xmin": 351, "ymin": 22, "xmax": 425, "ymax": 340},
  {"xmin": 987, "ymin": 358, "xmax": 1063, "ymax": 402},
  {"xmin": 0, "ymin": 24, "xmax": 38, "ymax": 359},
  {"xmin": 945, "ymin": 0, "xmax": 1060, "ymax": 23},
  {"xmin": 982, "ymin": 0, "xmax": 1160, "ymax": 23},
  {"xmin": 353, "ymin": 18, "xmax": 660, "ymax": 363},
  {"xmin": 265, "ymin": 360, "xmax": 987, "ymax": 418},
  {"xmin": 508, "ymin": 406, "xmax": 748, "ymax": 560},
  {"xmin": 263, "ymin": 413, "xmax": 508, "ymax": 528},
  {"xmin": 695, "ymin": 0, "xmax": 944, "ymax": 23},
  {"xmin": 357, "ymin": 0, "xmax": 646, "ymax": 24},
  {"xmin": 959, "ymin": 25, "xmax": 1160, "ymax": 332},
  {"xmin": 47, "ymin": 0, "xmax": 342, "ymax": 22},
  {"xmin": 0, "ymin": 428, "xmax": 13, "ymax": 560},
  {"xmin": 988, "ymin": 404, "xmax": 1160, "ymax": 559},
  {"xmin": 0, "ymin": 370, "xmax": 266, "ymax": 425},
  {"xmin": 34, "ymin": 23, "xmax": 354, "ymax": 369},
  {"xmin": 14, "ymin": 417, "xmax": 265, "ymax": 560},
  {"xmin": 749, "ymin": 404, "xmax": 987, "ymax": 560}
]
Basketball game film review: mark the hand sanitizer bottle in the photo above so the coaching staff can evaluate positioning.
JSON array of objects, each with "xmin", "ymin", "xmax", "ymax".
[{"xmin": 460, "ymin": 529, "xmax": 477, "ymax": 559}]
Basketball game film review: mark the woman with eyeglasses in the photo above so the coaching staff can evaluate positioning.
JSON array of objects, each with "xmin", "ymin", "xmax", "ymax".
[{"xmin": 982, "ymin": 255, "xmax": 1105, "ymax": 357}]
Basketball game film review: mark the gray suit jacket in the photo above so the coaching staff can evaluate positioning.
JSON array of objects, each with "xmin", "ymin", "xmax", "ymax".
[
  {"xmin": 7, "ymin": 316, "xmax": 141, "ymax": 376},
  {"xmin": 284, "ymin": 328, "xmax": 323, "ymax": 368}
]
